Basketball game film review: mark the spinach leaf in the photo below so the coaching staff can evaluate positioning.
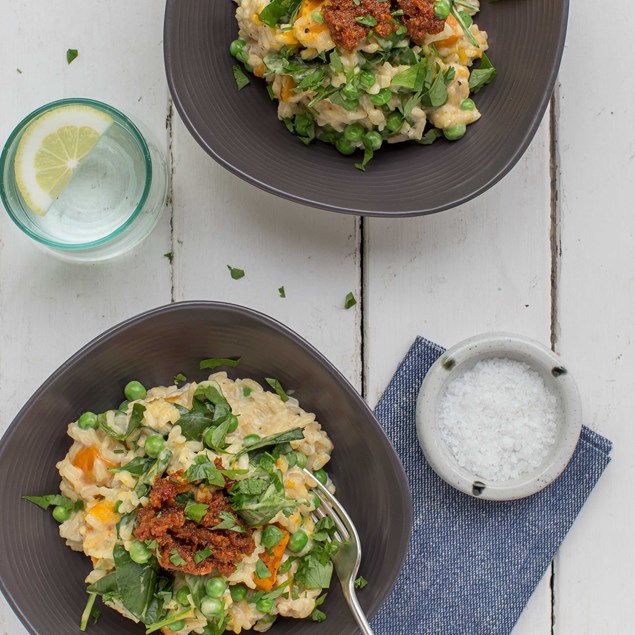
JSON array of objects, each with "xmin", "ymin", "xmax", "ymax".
[
  {"xmin": 98, "ymin": 404, "xmax": 146, "ymax": 442},
  {"xmin": 134, "ymin": 449, "xmax": 172, "ymax": 498},
  {"xmin": 184, "ymin": 456, "xmax": 225, "ymax": 486},
  {"xmin": 87, "ymin": 572, "xmax": 119, "ymax": 603},
  {"xmin": 231, "ymin": 482, "xmax": 298, "ymax": 527},
  {"xmin": 199, "ymin": 357, "xmax": 241, "ymax": 370},
  {"xmin": 264, "ymin": 377, "xmax": 289, "ymax": 402},
  {"xmin": 391, "ymin": 59, "xmax": 428, "ymax": 92},
  {"xmin": 232, "ymin": 65, "xmax": 250, "ymax": 90},
  {"xmin": 23, "ymin": 494, "xmax": 81, "ymax": 511},
  {"xmin": 418, "ymin": 127, "xmax": 443, "ymax": 145},
  {"xmin": 259, "ymin": 0, "xmax": 303, "ymax": 28},
  {"xmin": 174, "ymin": 404, "xmax": 213, "ymax": 441},
  {"xmin": 236, "ymin": 427, "xmax": 304, "ymax": 457},
  {"xmin": 420, "ymin": 66, "xmax": 448, "ymax": 108},
  {"xmin": 109, "ymin": 456, "xmax": 153, "ymax": 476},
  {"xmin": 112, "ymin": 544, "xmax": 161, "ymax": 623},
  {"xmin": 469, "ymin": 53, "xmax": 496, "ymax": 93}
]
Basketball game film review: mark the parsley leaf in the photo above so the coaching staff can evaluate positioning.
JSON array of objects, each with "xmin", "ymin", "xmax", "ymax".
[
  {"xmin": 344, "ymin": 292, "xmax": 357, "ymax": 309},
  {"xmin": 418, "ymin": 127, "xmax": 444, "ymax": 145},
  {"xmin": 232, "ymin": 64, "xmax": 251, "ymax": 90},
  {"xmin": 310, "ymin": 593, "xmax": 328, "ymax": 622},
  {"xmin": 109, "ymin": 456, "xmax": 154, "ymax": 476},
  {"xmin": 265, "ymin": 377, "xmax": 289, "ymax": 402},
  {"xmin": 184, "ymin": 501, "xmax": 209, "ymax": 523},
  {"xmin": 227, "ymin": 265, "xmax": 245, "ymax": 280},
  {"xmin": 173, "ymin": 372, "xmax": 187, "ymax": 386},
  {"xmin": 23, "ymin": 494, "xmax": 82, "ymax": 511},
  {"xmin": 278, "ymin": 286, "xmax": 286, "ymax": 298},
  {"xmin": 200, "ymin": 357, "xmax": 241, "ymax": 370},
  {"xmin": 98, "ymin": 403, "xmax": 146, "ymax": 441},
  {"xmin": 66, "ymin": 48, "xmax": 78, "ymax": 64},
  {"xmin": 355, "ymin": 576, "xmax": 369, "ymax": 589},
  {"xmin": 183, "ymin": 456, "xmax": 225, "ymax": 486},
  {"xmin": 256, "ymin": 559, "xmax": 272, "ymax": 579},
  {"xmin": 163, "ymin": 251, "xmax": 173, "ymax": 263},
  {"xmin": 355, "ymin": 15, "xmax": 377, "ymax": 27},
  {"xmin": 258, "ymin": 0, "xmax": 303, "ymax": 27},
  {"xmin": 213, "ymin": 510, "xmax": 247, "ymax": 533}
]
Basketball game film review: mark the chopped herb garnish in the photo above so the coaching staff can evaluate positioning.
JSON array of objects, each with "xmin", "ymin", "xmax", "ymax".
[
  {"xmin": 310, "ymin": 593, "xmax": 328, "ymax": 622},
  {"xmin": 355, "ymin": 15, "xmax": 377, "ymax": 27},
  {"xmin": 256, "ymin": 558, "xmax": 272, "ymax": 579},
  {"xmin": 243, "ymin": 386, "xmax": 252, "ymax": 397},
  {"xmin": 109, "ymin": 456, "xmax": 154, "ymax": 476},
  {"xmin": 344, "ymin": 292, "xmax": 357, "ymax": 309},
  {"xmin": 227, "ymin": 265, "xmax": 245, "ymax": 280},
  {"xmin": 278, "ymin": 286, "xmax": 286, "ymax": 298},
  {"xmin": 265, "ymin": 377, "xmax": 289, "ymax": 402},
  {"xmin": 200, "ymin": 357, "xmax": 241, "ymax": 370},
  {"xmin": 232, "ymin": 64, "xmax": 251, "ymax": 90},
  {"xmin": 354, "ymin": 576, "xmax": 369, "ymax": 589},
  {"xmin": 194, "ymin": 547, "xmax": 213, "ymax": 564},
  {"xmin": 16, "ymin": 68, "xmax": 22, "ymax": 74},
  {"xmin": 79, "ymin": 593, "xmax": 98, "ymax": 631},
  {"xmin": 469, "ymin": 53, "xmax": 496, "ymax": 93},
  {"xmin": 173, "ymin": 372, "xmax": 187, "ymax": 386},
  {"xmin": 23, "ymin": 494, "xmax": 82, "ymax": 512},
  {"xmin": 66, "ymin": 48, "xmax": 79, "ymax": 64},
  {"xmin": 163, "ymin": 251, "xmax": 173, "ymax": 263},
  {"xmin": 212, "ymin": 510, "xmax": 247, "ymax": 533},
  {"xmin": 184, "ymin": 501, "xmax": 209, "ymax": 523},
  {"xmin": 258, "ymin": 0, "xmax": 303, "ymax": 27},
  {"xmin": 170, "ymin": 549, "xmax": 187, "ymax": 567}
]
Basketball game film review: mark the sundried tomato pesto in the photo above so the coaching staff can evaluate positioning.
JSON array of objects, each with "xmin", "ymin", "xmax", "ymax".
[
  {"xmin": 322, "ymin": 0, "xmax": 445, "ymax": 50},
  {"xmin": 134, "ymin": 472, "xmax": 255, "ymax": 576}
]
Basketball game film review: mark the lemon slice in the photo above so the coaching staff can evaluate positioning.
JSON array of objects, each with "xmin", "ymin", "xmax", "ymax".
[{"xmin": 14, "ymin": 104, "xmax": 113, "ymax": 216}]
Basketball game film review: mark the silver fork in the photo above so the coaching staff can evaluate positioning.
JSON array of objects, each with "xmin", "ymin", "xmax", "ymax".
[{"xmin": 303, "ymin": 468, "xmax": 375, "ymax": 635}]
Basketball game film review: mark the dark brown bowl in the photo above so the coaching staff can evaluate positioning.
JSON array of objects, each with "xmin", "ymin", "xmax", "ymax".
[
  {"xmin": 0, "ymin": 302, "xmax": 412, "ymax": 634},
  {"xmin": 164, "ymin": 0, "xmax": 568, "ymax": 216}
]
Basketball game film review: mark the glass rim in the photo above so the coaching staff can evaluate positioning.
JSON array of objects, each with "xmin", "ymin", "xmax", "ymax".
[{"xmin": 0, "ymin": 98, "xmax": 153, "ymax": 250}]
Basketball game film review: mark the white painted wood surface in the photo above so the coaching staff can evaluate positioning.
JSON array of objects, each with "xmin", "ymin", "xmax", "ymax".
[{"xmin": 0, "ymin": 1, "xmax": 628, "ymax": 634}]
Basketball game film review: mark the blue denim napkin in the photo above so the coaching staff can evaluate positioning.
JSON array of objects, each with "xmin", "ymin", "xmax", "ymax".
[{"xmin": 370, "ymin": 337, "xmax": 612, "ymax": 635}]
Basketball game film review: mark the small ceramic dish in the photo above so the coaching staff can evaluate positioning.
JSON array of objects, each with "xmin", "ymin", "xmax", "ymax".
[{"xmin": 416, "ymin": 333, "xmax": 582, "ymax": 500}]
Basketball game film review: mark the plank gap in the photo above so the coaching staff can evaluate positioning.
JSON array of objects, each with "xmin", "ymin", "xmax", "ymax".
[
  {"xmin": 550, "ymin": 561, "xmax": 556, "ymax": 634},
  {"xmin": 166, "ymin": 95, "xmax": 176, "ymax": 302},
  {"xmin": 360, "ymin": 215, "xmax": 367, "ymax": 399},
  {"xmin": 549, "ymin": 89, "xmax": 562, "ymax": 351}
]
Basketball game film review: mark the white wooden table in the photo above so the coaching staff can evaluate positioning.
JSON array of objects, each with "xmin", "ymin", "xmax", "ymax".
[{"xmin": 0, "ymin": 1, "xmax": 629, "ymax": 633}]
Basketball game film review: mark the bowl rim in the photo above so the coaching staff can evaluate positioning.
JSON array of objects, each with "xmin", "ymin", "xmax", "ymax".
[
  {"xmin": 163, "ymin": 1, "xmax": 570, "ymax": 217},
  {"xmin": 0, "ymin": 300, "xmax": 413, "ymax": 633},
  {"xmin": 416, "ymin": 332, "xmax": 583, "ymax": 500}
]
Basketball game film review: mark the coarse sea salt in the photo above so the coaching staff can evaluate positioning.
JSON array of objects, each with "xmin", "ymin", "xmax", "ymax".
[{"xmin": 438, "ymin": 358, "xmax": 558, "ymax": 482}]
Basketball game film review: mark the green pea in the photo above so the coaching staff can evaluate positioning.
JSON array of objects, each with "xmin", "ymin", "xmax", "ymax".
[
  {"xmin": 262, "ymin": 525, "xmax": 285, "ymax": 549},
  {"xmin": 229, "ymin": 38, "xmax": 246, "ymax": 57},
  {"xmin": 343, "ymin": 123, "xmax": 365, "ymax": 143},
  {"xmin": 205, "ymin": 577, "xmax": 227, "ymax": 598},
  {"xmin": 359, "ymin": 71, "xmax": 376, "ymax": 90},
  {"xmin": 227, "ymin": 415, "xmax": 239, "ymax": 433},
  {"xmin": 385, "ymin": 112, "xmax": 403, "ymax": 133},
  {"xmin": 176, "ymin": 586, "xmax": 191, "ymax": 605},
  {"xmin": 444, "ymin": 124, "xmax": 467, "ymax": 141},
  {"xmin": 129, "ymin": 540, "xmax": 152, "ymax": 564},
  {"xmin": 52, "ymin": 505, "xmax": 71, "ymax": 523},
  {"xmin": 78, "ymin": 412, "xmax": 98, "ymax": 430},
  {"xmin": 311, "ymin": 10, "xmax": 324, "ymax": 24},
  {"xmin": 288, "ymin": 529, "xmax": 308, "ymax": 553},
  {"xmin": 256, "ymin": 598, "xmax": 274, "ymax": 614},
  {"xmin": 335, "ymin": 137, "xmax": 355, "ymax": 156},
  {"xmin": 341, "ymin": 84, "xmax": 363, "ymax": 100},
  {"xmin": 313, "ymin": 469, "xmax": 328, "ymax": 485},
  {"xmin": 369, "ymin": 88, "xmax": 392, "ymax": 106},
  {"xmin": 294, "ymin": 452, "xmax": 308, "ymax": 469},
  {"xmin": 230, "ymin": 584, "xmax": 248, "ymax": 602},
  {"xmin": 460, "ymin": 98, "xmax": 476, "ymax": 111},
  {"xmin": 145, "ymin": 435, "xmax": 165, "ymax": 458},
  {"xmin": 119, "ymin": 400, "xmax": 129, "ymax": 412},
  {"xmin": 169, "ymin": 620, "xmax": 185, "ymax": 632},
  {"xmin": 458, "ymin": 11, "xmax": 473, "ymax": 27},
  {"xmin": 243, "ymin": 434, "xmax": 261, "ymax": 447},
  {"xmin": 124, "ymin": 380, "xmax": 147, "ymax": 402},
  {"xmin": 434, "ymin": 0, "xmax": 451, "ymax": 20},
  {"xmin": 363, "ymin": 131, "xmax": 383, "ymax": 152},
  {"xmin": 341, "ymin": 98, "xmax": 360, "ymax": 111},
  {"xmin": 201, "ymin": 596, "xmax": 224, "ymax": 618}
]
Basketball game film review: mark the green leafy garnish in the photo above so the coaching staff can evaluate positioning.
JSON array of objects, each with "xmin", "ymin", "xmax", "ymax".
[
  {"xmin": 109, "ymin": 456, "xmax": 154, "ymax": 476},
  {"xmin": 200, "ymin": 357, "xmax": 241, "ymax": 370},
  {"xmin": 163, "ymin": 251, "xmax": 173, "ymax": 263},
  {"xmin": 227, "ymin": 265, "xmax": 245, "ymax": 280},
  {"xmin": 265, "ymin": 377, "xmax": 289, "ymax": 402},
  {"xmin": 174, "ymin": 382, "xmax": 233, "ymax": 442},
  {"xmin": 469, "ymin": 53, "xmax": 496, "ymax": 93},
  {"xmin": 98, "ymin": 403, "xmax": 146, "ymax": 441},
  {"xmin": 355, "ymin": 15, "xmax": 377, "ymax": 27},
  {"xmin": 170, "ymin": 549, "xmax": 187, "ymax": 566},
  {"xmin": 344, "ymin": 292, "xmax": 357, "ymax": 309},
  {"xmin": 184, "ymin": 501, "xmax": 209, "ymax": 523},
  {"xmin": 262, "ymin": 525, "xmax": 285, "ymax": 548},
  {"xmin": 134, "ymin": 449, "xmax": 172, "ymax": 498},
  {"xmin": 145, "ymin": 607, "xmax": 194, "ymax": 635},
  {"xmin": 23, "ymin": 494, "xmax": 82, "ymax": 511},
  {"xmin": 194, "ymin": 547, "xmax": 213, "ymax": 564},
  {"xmin": 66, "ymin": 48, "xmax": 78, "ymax": 64},
  {"xmin": 310, "ymin": 593, "xmax": 327, "ymax": 622},
  {"xmin": 258, "ymin": 0, "xmax": 303, "ymax": 27},
  {"xmin": 278, "ymin": 286, "xmax": 286, "ymax": 298},
  {"xmin": 355, "ymin": 576, "xmax": 369, "ymax": 589},
  {"xmin": 212, "ymin": 511, "xmax": 247, "ymax": 533},
  {"xmin": 173, "ymin": 372, "xmax": 187, "ymax": 386},
  {"xmin": 79, "ymin": 593, "xmax": 99, "ymax": 631},
  {"xmin": 236, "ymin": 427, "xmax": 304, "ymax": 457},
  {"xmin": 255, "ymin": 559, "xmax": 272, "ymax": 579},
  {"xmin": 232, "ymin": 64, "xmax": 251, "ymax": 90},
  {"xmin": 418, "ymin": 128, "xmax": 444, "ymax": 145}
]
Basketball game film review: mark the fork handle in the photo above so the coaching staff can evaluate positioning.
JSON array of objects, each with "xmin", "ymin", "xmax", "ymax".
[{"xmin": 342, "ymin": 579, "xmax": 375, "ymax": 635}]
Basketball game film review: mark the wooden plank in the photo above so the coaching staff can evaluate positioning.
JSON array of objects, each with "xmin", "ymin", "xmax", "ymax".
[
  {"xmin": 553, "ymin": 0, "xmax": 633, "ymax": 630},
  {"xmin": 170, "ymin": 117, "xmax": 362, "ymax": 388},
  {"xmin": 364, "ymin": 119, "xmax": 554, "ymax": 633},
  {"xmin": 0, "ymin": 2, "xmax": 171, "ymax": 631}
]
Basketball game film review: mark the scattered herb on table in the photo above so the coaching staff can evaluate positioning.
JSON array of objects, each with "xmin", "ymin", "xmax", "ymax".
[
  {"xmin": 66, "ymin": 48, "xmax": 79, "ymax": 64},
  {"xmin": 163, "ymin": 251, "xmax": 173, "ymax": 263},
  {"xmin": 232, "ymin": 64, "xmax": 251, "ymax": 90},
  {"xmin": 278, "ymin": 286, "xmax": 286, "ymax": 298},
  {"xmin": 344, "ymin": 292, "xmax": 357, "ymax": 309},
  {"xmin": 227, "ymin": 265, "xmax": 245, "ymax": 280}
]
